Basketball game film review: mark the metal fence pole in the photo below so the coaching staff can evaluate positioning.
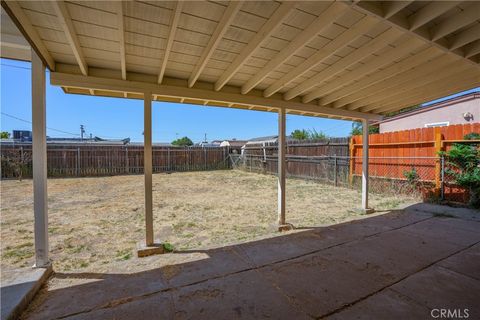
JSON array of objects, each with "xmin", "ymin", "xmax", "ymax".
[{"xmin": 440, "ymin": 155, "xmax": 445, "ymax": 200}]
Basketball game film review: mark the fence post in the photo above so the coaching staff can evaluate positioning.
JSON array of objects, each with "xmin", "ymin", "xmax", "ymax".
[
  {"xmin": 334, "ymin": 155, "xmax": 337, "ymax": 187},
  {"xmin": 76, "ymin": 147, "xmax": 80, "ymax": 176},
  {"xmin": 167, "ymin": 148, "xmax": 171, "ymax": 171},
  {"xmin": 440, "ymin": 155, "xmax": 445, "ymax": 201},
  {"xmin": 348, "ymin": 137, "xmax": 354, "ymax": 187},
  {"xmin": 434, "ymin": 127, "xmax": 443, "ymax": 197},
  {"xmin": 204, "ymin": 147, "xmax": 207, "ymax": 170},
  {"xmin": 125, "ymin": 147, "xmax": 129, "ymax": 174}
]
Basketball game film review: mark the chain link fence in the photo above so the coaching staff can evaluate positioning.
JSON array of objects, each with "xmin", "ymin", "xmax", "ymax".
[{"xmin": 235, "ymin": 154, "xmax": 470, "ymax": 204}]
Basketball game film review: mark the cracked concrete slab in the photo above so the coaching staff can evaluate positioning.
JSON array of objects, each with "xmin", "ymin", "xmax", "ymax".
[
  {"xmin": 437, "ymin": 243, "xmax": 480, "ymax": 280},
  {"xmin": 326, "ymin": 288, "xmax": 431, "ymax": 319}
]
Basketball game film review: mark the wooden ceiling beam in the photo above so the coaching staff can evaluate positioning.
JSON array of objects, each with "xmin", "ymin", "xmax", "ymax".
[
  {"xmin": 353, "ymin": 58, "xmax": 464, "ymax": 111},
  {"xmin": 286, "ymin": 27, "xmax": 403, "ymax": 102},
  {"xmin": 309, "ymin": 36, "xmax": 423, "ymax": 105},
  {"xmin": 158, "ymin": 1, "xmax": 183, "ymax": 84},
  {"xmin": 188, "ymin": 1, "xmax": 242, "ymax": 88},
  {"xmin": 382, "ymin": 1, "xmax": 413, "ymax": 19},
  {"xmin": 449, "ymin": 23, "xmax": 480, "ymax": 50},
  {"xmin": 241, "ymin": 2, "xmax": 347, "ymax": 95},
  {"xmin": 367, "ymin": 70, "xmax": 479, "ymax": 113},
  {"xmin": 115, "ymin": 1, "xmax": 126, "ymax": 80},
  {"xmin": 263, "ymin": 15, "xmax": 377, "ymax": 97},
  {"xmin": 350, "ymin": 1, "xmax": 480, "ymax": 67},
  {"xmin": 431, "ymin": 2, "xmax": 480, "ymax": 41},
  {"xmin": 371, "ymin": 75, "xmax": 479, "ymax": 114},
  {"xmin": 2, "ymin": 1, "xmax": 55, "ymax": 70},
  {"xmin": 324, "ymin": 46, "xmax": 441, "ymax": 108},
  {"xmin": 51, "ymin": 1, "xmax": 87, "ymax": 76},
  {"xmin": 408, "ymin": 1, "xmax": 460, "ymax": 31},
  {"xmin": 214, "ymin": 1, "xmax": 295, "ymax": 91},
  {"xmin": 464, "ymin": 40, "xmax": 480, "ymax": 58},
  {"xmin": 50, "ymin": 71, "xmax": 382, "ymax": 121}
]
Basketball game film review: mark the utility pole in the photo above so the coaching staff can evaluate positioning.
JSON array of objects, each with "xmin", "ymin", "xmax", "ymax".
[
  {"xmin": 203, "ymin": 133, "xmax": 207, "ymax": 144},
  {"xmin": 80, "ymin": 125, "xmax": 85, "ymax": 140}
]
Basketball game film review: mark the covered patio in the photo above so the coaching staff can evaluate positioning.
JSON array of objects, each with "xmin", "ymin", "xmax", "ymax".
[{"xmin": 1, "ymin": 0, "xmax": 479, "ymax": 318}]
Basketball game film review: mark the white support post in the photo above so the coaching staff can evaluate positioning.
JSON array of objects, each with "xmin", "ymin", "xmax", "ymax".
[
  {"xmin": 361, "ymin": 119, "xmax": 370, "ymax": 211},
  {"xmin": 144, "ymin": 92, "xmax": 153, "ymax": 246},
  {"xmin": 32, "ymin": 49, "xmax": 49, "ymax": 267},
  {"xmin": 277, "ymin": 108, "xmax": 286, "ymax": 228}
]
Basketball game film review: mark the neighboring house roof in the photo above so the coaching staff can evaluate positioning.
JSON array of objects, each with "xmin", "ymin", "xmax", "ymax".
[
  {"xmin": 220, "ymin": 140, "xmax": 248, "ymax": 148},
  {"xmin": 246, "ymin": 135, "xmax": 278, "ymax": 144},
  {"xmin": 374, "ymin": 92, "xmax": 479, "ymax": 125}
]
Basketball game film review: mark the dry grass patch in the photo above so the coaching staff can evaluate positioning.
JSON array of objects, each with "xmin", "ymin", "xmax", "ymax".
[{"xmin": 0, "ymin": 170, "xmax": 417, "ymax": 276}]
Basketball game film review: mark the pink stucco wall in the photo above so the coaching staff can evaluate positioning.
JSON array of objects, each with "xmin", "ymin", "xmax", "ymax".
[{"xmin": 379, "ymin": 94, "xmax": 480, "ymax": 133}]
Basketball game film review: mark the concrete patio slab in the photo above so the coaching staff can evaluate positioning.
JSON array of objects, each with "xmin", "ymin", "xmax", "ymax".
[
  {"xmin": 320, "ymin": 228, "xmax": 461, "ymax": 279},
  {"xmin": 172, "ymin": 270, "xmax": 309, "ymax": 320},
  {"xmin": 0, "ymin": 266, "xmax": 52, "ymax": 320},
  {"xmin": 326, "ymin": 288, "xmax": 431, "ymax": 320},
  {"xmin": 28, "ymin": 270, "xmax": 169, "ymax": 320},
  {"xmin": 19, "ymin": 206, "xmax": 480, "ymax": 319},
  {"xmin": 437, "ymin": 243, "xmax": 480, "ymax": 280},
  {"xmin": 391, "ymin": 265, "xmax": 480, "ymax": 319},
  {"xmin": 258, "ymin": 253, "xmax": 392, "ymax": 318},
  {"xmin": 401, "ymin": 217, "xmax": 480, "ymax": 246},
  {"xmin": 160, "ymin": 247, "xmax": 252, "ymax": 288},
  {"xmin": 63, "ymin": 292, "xmax": 173, "ymax": 320}
]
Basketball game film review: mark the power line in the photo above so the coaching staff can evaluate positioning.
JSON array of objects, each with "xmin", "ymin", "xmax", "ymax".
[
  {"xmin": 1, "ymin": 112, "xmax": 80, "ymax": 136},
  {"xmin": 0, "ymin": 63, "xmax": 31, "ymax": 70}
]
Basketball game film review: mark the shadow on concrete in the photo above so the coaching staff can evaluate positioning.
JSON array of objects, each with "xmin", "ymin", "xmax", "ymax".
[{"xmin": 23, "ymin": 203, "xmax": 480, "ymax": 320}]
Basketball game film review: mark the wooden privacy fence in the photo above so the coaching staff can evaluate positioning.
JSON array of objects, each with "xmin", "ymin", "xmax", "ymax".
[
  {"xmin": 240, "ymin": 138, "xmax": 350, "ymax": 186},
  {"xmin": 350, "ymin": 123, "xmax": 480, "ymax": 203},
  {"xmin": 1, "ymin": 143, "xmax": 230, "ymax": 178}
]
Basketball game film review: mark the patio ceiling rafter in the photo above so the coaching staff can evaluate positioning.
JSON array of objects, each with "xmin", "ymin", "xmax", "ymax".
[
  {"xmin": 287, "ymin": 27, "xmax": 404, "ymax": 102},
  {"xmin": 241, "ymin": 1, "xmax": 348, "ymax": 95},
  {"xmin": 345, "ymin": 54, "xmax": 460, "ymax": 111},
  {"xmin": 187, "ymin": 1, "xmax": 242, "ymax": 88},
  {"xmin": 2, "ymin": 1, "xmax": 55, "ymax": 70},
  {"xmin": 214, "ymin": 1, "xmax": 295, "ymax": 92},
  {"xmin": 350, "ymin": 1, "xmax": 480, "ymax": 67},
  {"xmin": 50, "ymin": 1, "xmax": 87, "ymax": 76},
  {"xmin": 158, "ymin": 0, "xmax": 183, "ymax": 84},
  {"xmin": 263, "ymin": 15, "xmax": 378, "ymax": 98},
  {"xmin": 115, "ymin": 1, "xmax": 126, "ymax": 81}
]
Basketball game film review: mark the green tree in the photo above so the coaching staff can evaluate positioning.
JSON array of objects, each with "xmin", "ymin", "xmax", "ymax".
[
  {"xmin": 350, "ymin": 122, "xmax": 379, "ymax": 136},
  {"xmin": 290, "ymin": 129, "xmax": 309, "ymax": 140},
  {"xmin": 290, "ymin": 129, "xmax": 328, "ymax": 140},
  {"xmin": 441, "ymin": 133, "xmax": 480, "ymax": 208},
  {"xmin": 1, "ymin": 131, "xmax": 10, "ymax": 139},
  {"xmin": 171, "ymin": 136, "xmax": 193, "ymax": 146},
  {"xmin": 308, "ymin": 128, "xmax": 327, "ymax": 141}
]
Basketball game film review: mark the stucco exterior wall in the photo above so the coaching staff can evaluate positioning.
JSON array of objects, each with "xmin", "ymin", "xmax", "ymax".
[{"xmin": 379, "ymin": 96, "xmax": 480, "ymax": 133}]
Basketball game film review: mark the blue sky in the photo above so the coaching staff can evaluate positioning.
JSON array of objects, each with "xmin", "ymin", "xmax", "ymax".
[{"xmin": 1, "ymin": 58, "xmax": 478, "ymax": 143}]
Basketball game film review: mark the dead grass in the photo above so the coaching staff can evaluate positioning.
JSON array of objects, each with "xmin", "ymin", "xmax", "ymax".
[{"xmin": 0, "ymin": 170, "xmax": 417, "ymax": 276}]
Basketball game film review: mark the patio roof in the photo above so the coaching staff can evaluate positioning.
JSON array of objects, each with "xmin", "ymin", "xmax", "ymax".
[{"xmin": 2, "ymin": 1, "xmax": 479, "ymax": 121}]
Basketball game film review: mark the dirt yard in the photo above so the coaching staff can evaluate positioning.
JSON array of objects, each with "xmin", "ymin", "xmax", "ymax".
[{"xmin": 1, "ymin": 170, "xmax": 417, "ymax": 276}]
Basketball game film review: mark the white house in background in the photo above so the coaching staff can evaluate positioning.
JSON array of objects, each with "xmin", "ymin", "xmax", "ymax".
[{"xmin": 375, "ymin": 92, "xmax": 479, "ymax": 133}]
